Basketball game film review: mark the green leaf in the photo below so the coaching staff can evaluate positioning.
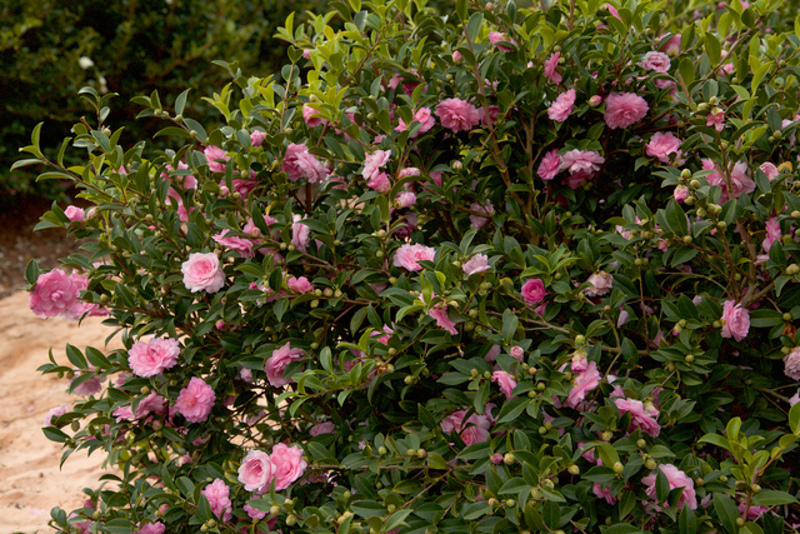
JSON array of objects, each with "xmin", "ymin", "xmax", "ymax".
[
  {"xmin": 495, "ymin": 397, "xmax": 529, "ymax": 424},
  {"xmin": 351, "ymin": 500, "xmax": 385, "ymax": 518},
  {"xmin": 679, "ymin": 504, "xmax": 698, "ymax": 534},
  {"xmin": 502, "ymin": 309, "xmax": 519, "ymax": 342},
  {"xmin": 705, "ymin": 33, "xmax": 721, "ymax": 64},
  {"xmin": 698, "ymin": 433, "xmax": 732, "ymax": 452},
  {"xmin": 679, "ymin": 58, "xmax": 695, "ymax": 86},
  {"xmin": 751, "ymin": 490, "xmax": 799, "ymax": 506},
  {"xmin": 175, "ymin": 88, "xmax": 190, "ymax": 116},
  {"xmin": 25, "ymin": 260, "xmax": 40, "ymax": 285},
  {"xmin": 604, "ymin": 525, "xmax": 645, "ymax": 534},
  {"xmin": 790, "ymin": 401, "xmax": 800, "ymax": 434},
  {"xmin": 713, "ymin": 493, "xmax": 739, "ymax": 534}
]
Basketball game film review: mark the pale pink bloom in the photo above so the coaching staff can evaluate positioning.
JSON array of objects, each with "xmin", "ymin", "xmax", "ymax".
[
  {"xmin": 244, "ymin": 503, "xmax": 268, "ymax": 520},
  {"xmin": 270, "ymin": 443, "xmax": 307, "ymax": 491},
  {"xmin": 789, "ymin": 389, "xmax": 800, "ymax": 405},
  {"xmin": 544, "ymin": 52, "xmax": 562, "ymax": 84},
  {"xmin": 282, "ymin": 143, "xmax": 330, "ymax": 183},
  {"xmin": 29, "ymin": 268, "xmax": 79, "ymax": 319},
  {"xmin": 310, "ymin": 422, "xmax": 335, "ymax": 436},
  {"xmin": 302, "ymin": 105, "xmax": 327, "ymax": 127},
  {"xmin": 615, "ymin": 398, "xmax": 661, "ymax": 437},
  {"xmin": 429, "ymin": 171, "xmax": 443, "ymax": 187},
  {"xmin": 566, "ymin": 361, "xmax": 601, "ymax": 408},
  {"xmin": 174, "ymin": 377, "xmax": 216, "ymax": 423},
  {"xmin": 674, "ymin": 185, "xmax": 689, "ymax": 203},
  {"xmin": 135, "ymin": 392, "xmax": 166, "ymax": 419},
  {"xmin": 265, "ymin": 342, "xmax": 305, "ymax": 387},
  {"xmin": 706, "ymin": 108, "xmax": 725, "ymax": 132},
  {"xmin": 368, "ymin": 171, "xmax": 391, "ymax": 192},
  {"xmin": 435, "ymin": 98, "xmax": 481, "ymax": 133},
  {"xmin": 606, "ymin": 3, "xmax": 621, "ymax": 18},
  {"xmin": 64, "ymin": 205, "xmax": 85, "ymax": 222},
  {"xmin": 784, "ymin": 347, "xmax": 800, "ymax": 380},
  {"xmin": 484, "ymin": 344, "xmax": 501, "ymax": 363},
  {"xmin": 521, "ymin": 279, "xmax": 546, "ymax": 306},
  {"xmin": 488, "ymin": 31, "xmax": 515, "ymax": 51},
  {"xmin": 440, "ymin": 409, "xmax": 492, "ymax": 445},
  {"xmin": 250, "ymin": 130, "xmax": 266, "ymax": 147},
  {"xmin": 593, "ymin": 483, "xmax": 617, "ymax": 504},
  {"xmin": 660, "ymin": 34, "xmax": 682, "ymax": 56},
  {"xmin": 763, "ymin": 217, "xmax": 781, "ymax": 252},
  {"xmin": 363, "ymin": 150, "xmax": 392, "ymax": 182},
  {"xmin": 398, "ymin": 167, "xmax": 421, "ymax": 178},
  {"xmin": 238, "ymin": 450, "xmax": 274, "ymax": 492},
  {"xmin": 510, "ymin": 346, "xmax": 525, "ymax": 361},
  {"xmin": 286, "ymin": 275, "xmax": 314, "ymax": 294},
  {"xmin": 721, "ymin": 300, "xmax": 750, "ymax": 342},
  {"xmin": 69, "ymin": 373, "xmax": 102, "ymax": 396},
  {"xmin": 559, "ymin": 149, "xmax": 605, "ymax": 175},
  {"xmin": 638, "ymin": 51, "xmax": 671, "ymax": 73},
  {"xmin": 213, "ymin": 230, "xmax": 255, "ymax": 259},
  {"xmin": 202, "ymin": 479, "xmax": 232, "ymax": 521},
  {"xmin": 204, "ymin": 145, "xmax": 229, "ymax": 173},
  {"xmin": 181, "ymin": 253, "xmax": 225, "ymax": 294},
  {"xmin": 642, "ymin": 464, "xmax": 697, "ymax": 510},
  {"xmin": 584, "ymin": 271, "xmax": 613, "ymax": 297},
  {"xmin": 760, "ymin": 162, "xmax": 779, "ymax": 181},
  {"xmin": 645, "ymin": 132, "xmax": 682, "ymax": 163},
  {"xmin": 136, "ymin": 522, "xmax": 165, "ymax": 534},
  {"xmin": 395, "ymin": 191, "xmax": 417, "ymax": 209},
  {"xmin": 617, "ymin": 309, "xmax": 630, "ymax": 327},
  {"xmin": 538, "ymin": 149, "xmax": 561, "ymax": 181},
  {"xmin": 393, "ymin": 243, "xmax": 436, "ymax": 271},
  {"xmin": 703, "ymin": 159, "xmax": 755, "ymax": 203},
  {"xmin": 492, "ymin": 370, "xmax": 517, "ymax": 399},
  {"xmin": 429, "ymin": 305, "xmax": 458, "ymax": 335},
  {"xmin": 470, "ymin": 201, "xmax": 494, "ymax": 229},
  {"xmin": 291, "ymin": 215, "xmax": 311, "ymax": 253},
  {"xmin": 571, "ymin": 353, "xmax": 589, "ymax": 373},
  {"xmin": 462, "ymin": 254, "xmax": 491, "ymax": 276},
  {"xmin": 112, "ymin": 405, "xmax": 135, "ymax": 422},
  {"xmin": 396, "ymin": 107, "xmax": 436, "ymax": 138},
  {"xmin": 739, "ymin": 503, "xmax": 768, "ymax": 521},
  {"xmin": 128, "ymin": 337, "xmax": 180, "ymax": 378},
  {"xmin": 44, "ymin": 403, "xmax": 70, "ymax": 426},
  {"xmin": 604, "ymin": 92, "xmax": 649, "ymax": 129},
  {"xmin": 61, "ymin": 272, "xmax": 106, "ymax": 321},
  {"xmin": 547, "ymin": 88, "xmax": 576, "ymax": 122}
]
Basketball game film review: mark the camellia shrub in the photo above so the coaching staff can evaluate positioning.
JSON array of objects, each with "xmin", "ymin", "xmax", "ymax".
[{"xmin": 17, "ymin": 0, "xmax": 800, "ymax": 532}]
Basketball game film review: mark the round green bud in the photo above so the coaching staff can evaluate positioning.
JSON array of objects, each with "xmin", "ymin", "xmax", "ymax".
[
  {"xmin": 505, "ymin": 499, "xmax": 516, "ymax": 507},
  {"xmin": 417, "ymin": 448, "xmax": 427, "ymax": 458},
  {"xmin": 568, "ymin": 464, "xmax": 580, "ymax": 475},
  {"xmin": 575, "ymin": 334, "xmax": 586, "ymax": 345},
  {"xmin": 503, "ymin": 453, "xmax": 515, "ymax": 465},
  {"xmin": 310, "ymin": 342, "xmax": 319, "ymax": 350},
  {"xmin": 378, "ymin": 446, "xmax": 387, "ymax": 455},
  {"xmin": 407, "ymin": 448, "xmax": 416, "ymax": 457},
  {"xmin": 645, "ymin": 458, "xmax": 657, "ymax": 469},
  {"xmin": 685, "ymin": 354, "xmax": 694, "ymax": 363},
  {"xmin": 636, "ymin": 439, "xmax": 647, "ymax": 449}
]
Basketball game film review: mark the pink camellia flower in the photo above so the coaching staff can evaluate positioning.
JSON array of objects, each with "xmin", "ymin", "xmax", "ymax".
[
  {"xmin": 720, "ymin": 300, "xmax": 750, "ymax": 342},
  {"xmin": 440, "ymin": 408, "xmax": 492, "ymax": 445},
  {"xmin": 213, "ymin": 230, "xmax": 255, "ymax": 259},
  {"xmin": 368, "ymin": 171, "xmax": 391, "ymax": 193},
  {"xmin": 559, "ymin": 149, "xmax": 605, "ymax": 175},
  {"xmin": 462, "ymin": 253, "xmax": 491, "ymax": 276},
  {"xmin": 174, "ymin": 377, "xmax": 216, "ymax": 423},
  {"xmin": 588, "ymin": 95, "xmax": 603, "ymax": 106},
  {"xmin": 44, "ymin": 403, "xmax": 70, "ymax": 426},
  {"xmin": 270, "ymin": 443, "xmax": 308, "ymax": 491},
  {"xmin": 566, "ymin": 361, "xmax": 601, "ymax": 408},
  {"xmin": 265, "ymin": 342, "xmax": 305, "ymax": 387},
  {"xmin": 642, "ymin": 464, "xmax": 697, "ymax": 510},
  {"xmin": 739, "ymin": 503, "xmax": 769, "ymax": 521},
  {"xmin": 363, "ymin": 150, "xmax": 392, "ymax": 183},
  {"xmin": 521, "ymin": 279, "xmax": 546, "ymax": 306},
  {"xmin": 302, "ymin": 104, "xmax": 327, "ymax": 127},
  {"xmin": 470, "ymin": 201, "xmax": 494, "ymax": 230},
  {"xmin": 282, "ymin": 143, "xmax": 330, "ymax": 183},
  {"xmin": 571, "ymin": 352, "xmax": 589, "ymax": 373},
  {"xmin": 181, "ymin": 252, "xmax": 225, "ymax": 294},
  {"xmin": 645, "ymin": 132, "xmax": 682, "ymax": 163},
  {"xmin": 204, "ymin": 145, "xmax": 229, "ymax": 173},
  {"xmin": 784, "ymin": 347, "xmax": 800, "ymax": 380},
  {"xmin": 492, "ymin": 370, "xmax": 517, "ymax": 399},
  {"xmin": 201, "ymin": 479, "xmax": 232, "ymax": 521},
  {"xmin": 673, "ymin": 185, "xmax": 689, "ymax": 203},
  {"xmin": 136, "ymin": 522, "xmax": 165, "ymax": 534},
  {"xmin": 789, "ymin": 389, "xmax": 800, "ymax": 405},
  {"xmin": 250, "ymin": 130, "xmax": 266, "ymax": 147},
  {"xmin": 544, "ymin": 52, "xmax": 562, "ymax": 84},
  {"xmin": 548, "ymin": 88, "xmax": 576, "ymax": 122},
  {"xmin": 660, "ymin": 34, "xmax": 682, "ymax": 56},
  {"xmin": 604, "ymin": 92, "xmax": 649, "ymax": 130},
  {"xmin": 238, "ymin": 450, "xmax": 274, "ymax": 493},
  {"xmin": 29, "ymin": 268, "xmax": 80, "ymax": 319},
  {"xmin": 763, "ymin": 217, "xmax": 781, "ymax": 252},
  {"xmin": 638, "ymin": 51, "xmax": 671, "ymax": 73},
  {"xmin": 435, "ymin": 98, "xmax": 481, "ymax": 133},
  {"xmin": 538, "ymin": 149, "xmax": 561, "ymax": 181},
  {"xmin": 310, "ymin": 422, "xmax": 335, "ymax": 436},
  {"xmin": 706, "ymin": 108, "xmax": 725, "ymax": 132},
  {"xmin": 393, "ymin": 243, "xmax": 436, "ymax": 271},
  {"xmin": 429, "ymin": 305, "xmax": 458, "ymax": 335},
  {"xmin": 61, "ymin": 272, "xmax": 107, "ymax": 321},
  {"xmin": 488, "ymin": 31, "xmax": 515, "ymax": 51},
  {"xmin": 135, "ymin": 392, "xmax": 166, "ymax": 419},
  {"xmin": 397, "ymin": 107, "xmax": 436, "ymax": 138},
  {"xmin": 583, "ymin": 271, "xmax": 613, "ymax": 297},
  {"xmin": 480, "ymin": 105, "xmax": 501, "ymax": 128},
  {"xmin": 614, "ymin": 398, "xmax": 661, "ymax": 437},
  {"xmin": 128, "ymin": 337, "xmax": 180, "ymax": 378},
  {"xmin": 64, "ymin": 205, "xmax": 86, "ymax": 222},
  {"xmin": 593, "ymin": 483, "xmax": 617, "ymax": 505},
  {"xmin": 290, "ymin": 215, "xmax": 311, "ymax": 254},
  {"xmin": 286, "ymin": 275, "xmax": 314, "ymax": 294},
  {"xmin": 760, "ymin": 162, "xmax": 779, "ymax": 181},
  {"xmin": 703, "ymin": 159, "xmax": 754, "ymax": 204},
  {"xmin": 395, "ymin": 190, "xmax": 417, "ymax": 209},
  {"xmin": 510, "ymin": 346, "xmax": 524, "ymax": 361}
]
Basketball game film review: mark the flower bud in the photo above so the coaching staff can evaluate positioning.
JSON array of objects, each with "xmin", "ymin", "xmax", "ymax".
[
  {"xmin": 504, "ymin": 453, "xmax": 515, "ymax": 465},
  {"xmin": 568, "ymin": 464, "xmax": 580, "ymax": 475}
]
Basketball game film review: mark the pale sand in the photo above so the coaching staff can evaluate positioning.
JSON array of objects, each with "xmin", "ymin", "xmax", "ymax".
[{"xmin": 0, "ymin": 291, "xmax": 121, "ymax": 534}]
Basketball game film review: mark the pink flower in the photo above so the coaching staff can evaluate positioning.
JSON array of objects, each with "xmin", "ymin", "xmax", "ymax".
[
  {"xmin": 135, "ymin": 392, "xmax": 166, "ymax": 419},
  {"xmin": 368, "ymin": 171, "xmax": 391, "ymax": 193},
  {"xmin": 440, "ymin": 409, "xmax": 492, "ymax": 445},
  {"xmin": 593, "ymin": 483, "xmax": 617, "ymax": 505},
  {"xmin": 397, "ymin": 107, "xmax": 436, "ymax": 138},
  {"xmin": 201, "ymin": 479, "xmax": 232, "ymax": 521},
  {"xmin": 174, "ymin": 377, "xmax": 215, "ymax": 423},
  {"xmin": 181, "ymin": 253, "xmax": 225, "ymax": 294},
  {"xmin": 435, "ymin": 98, "xmax": 481, "ymax": 133},
  {"xmin": 706, "ymin": 108, "xmax": 725, "ymax": 132},
  {"xmin": 64, "ymin": 205, "xmax": 85, "ymax": 222},
  {"xmin": 282, "ymin": 143, "xmax": 330, "ymax": 183},
  {"xmin": 660, "ymin": 34, "xmax": 682, "ymax": 56},
  {"xmin": 363, "ymin": 150, "xmax": 392, "ymax": 182},
  {"xmin": 559, "ymin": 150, "xmax": 605, "ymax": 175},
  {"xmin": 213, "ymin": 230, "xmax": 255, "ymax": 259},
  {"xmin": 784, "ymin": 347, "xmax": 800, "ymax": 380},
  {"xmin": 462, "ymin": 253, "xmax": 491, "ymax": 276},
  {"xmin": 789, "ymin": 389, "xmax": 800, "ymax": 405},
  {"xmin": 250, "ymin": 130, "xmax": 266, "ymax": 147},
  {"xmin": 492, "ymin": 370, "xmax": 517, "ymax": 399},
  {"xmin": 760, "ymin": 162, "xmax": 779, "ymax": 181},
  {"xmin": 265, "ymin": 342, "xmax": 305, "ymax": 387},
  {"xmin": 429, "ymin": 305, "xmax": 458, "ymax": 335},
  {"xmin": 238, "ymin": 450, "xmax": 275, "ymax": 493},
  {"xmin": 645, "ymin": 132, "xmax": 682, "ymax": 163},
  {"xmin": 44, "ymin": 403, "xmax": 70, "ymax": 426},
  {"xmin": 29, "ymin": 268, "xmax": 80, "ymax": 319},
  {"xmin": 544, "ymin": 52, "xmax": 562, "ymax": 84},
  {"xmin": 603, "ymin": 92, "xmax": 649, "ymax": 129},
  {"xmin": 395, "ymin": 191, "xmax": 417, "ymax": 209},
  {"xmin": 588, "ymin": 95, "xmax": 603, "ymax": 106},
  {"xmin": 204, "ymin": 145, "xmax": 229, "ymax": 173},
  {"xmin": 452, "ymin": 50, "xmax": 462, "ymax": 63},
  {"xmin": 538, "ymin": 149, "xmax": 561, "ymax": 181},
  {"xmin": 393, "ymin": 243, "xmax": 436, "ymax": 271},
  {"xmin": 739, "ymin": 503, "xmax": 768, "ymax": 521},
  {"xmin": 521, "ymin": 279, "xmax": 546, "ymax": 306},
  {"xmin": 510, "ymin": 346, "xmax": 524, "ymax": 361},
  {"xmin": 674, "ymin": 185, "xmax": 689, "ymax": 203},
  {"xmin": 614, "ymin": 398, "xmax": 661, "ymax": 437},
  {"xmin": 642, "ymin": 464, "xmax": 697, "ymax": 510},
  {"xmin": 480, "ymin": 105, "xmax": 501, "ymax": 128},
  {"xmin": 310, "ymin": 422, "xmax": 335, "ymax": 436},
  {"xmin": 61, "ymin": 272, "xmax": 106, "ymax": 321},
  {"xmin": 488, "ymin": 31, "xmax": 515, "ymax": 52},
  {"xmin": 720, "ymin": 300, "xmax": 750, "ymax": 342},
  {"xmin": 470, "ymin": 201, "xmax": 494, "ymax": 230},
  {"xmin": 136, "ymin": 522, "xmax": 165, "ymax": 534},
  {"xmin": 302, "ymin": 105, "xmax": 327, "ymax": 127},
  {"xmin": 638, "ymin": 51, "xmax": 671, "ymax": 73},
  {"xmin": 291, "ymin": 214, "xmax": 311, "ymax": 253},
  {"xmin": 69, "ymin": 372, "xmax": 103, "ymax": 396},
  {"xmin": 128, "ymin": 337, "xmax": 180, "ymax": 378},
  {"xmin": 566, "ymin": 361, "xmax": 601, "ymax": 408},
  {"xmin": 571, "ymin": 353, "xmax": 589, "ymax": 373},
  {"xmin": 583, "ymin": 271, "xmax": 613, "ymax": 297},
  {"xmin": 763, "ymin": 217, "xmax": 781, "ymax": 252},
  {"xmin": 286, "ymin": 275, "xmax": 314, "ymax": 293},
  {"xmin": 270, "ymin": 443, "xmax": 307, "ymax": 490},
  {"xmin": 548, "ymin": 88, "xmax": 576, "ymax": 122},
  {"xmin": 703, "ymin": 159, "xmax": 755, "ymax": 203}
]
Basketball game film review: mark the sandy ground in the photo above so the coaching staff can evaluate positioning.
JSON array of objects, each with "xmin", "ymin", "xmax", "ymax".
[{"xmin": 0, "ymin": 291, "xmax": 120, "ymax": 534}]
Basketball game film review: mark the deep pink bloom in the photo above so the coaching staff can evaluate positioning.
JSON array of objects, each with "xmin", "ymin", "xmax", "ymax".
[
  {"xmin": 642, "ymin": 464, "xmax": 697, "ymax": 510},
  {"xmin": 286, "ymin": 275, "xmax": 314, "ymax": 293},
  {"xmin": 544, "ymin": 52, "xmax": 563, "ymax": 84},
  {"xmin": 614, "ymin": 398, "xmax": 661, "ymax": 437},
  {"xmin": 593, "ymin": 483, "xmax": 617, "ymax": 504},
  {"xmin": 201, "ymin": 479, "xmax": 232, "ymax": 521},
  {"xmin": 302, "ymin": 104, "xmax": 327, "ymax": 127},
  {"xmin": 638, "ymin": 51, "xmax": 671, "ymax": 73},
  {"xmin": 462, "ymin": 254, "xmax": 491, "ymax": 276},
  {"xmin": 583, "ymin": 271, "xmax": 613, "ymax": 297},
  {"xmin": 488, "ymin": 31, "xmax": 515, "ymax": 52},
  {"xmin": 265, "ymin": 342, "xmax": 305, "ymax": 387},
  {"xmin": 429, "ymin": 305, "xmax": 458, "ymax": 335},
  {"xmin": 174, "ymin": 377, "xmax": 216, "ymax": 423},
  {"xmin": 470, "ymin": 201, "xmax": 494, "ymax": 230},
  {"xmin": 703, "ymin": 159, "xmax": 755, "ymax": 203},
  {"xmin": 673, "ymin": 185, "xmax": 689, "ymax": 203},
  {"xmin": 435, "ymin": 98, "xmax": 481, "ymax": 133},
  {"xmin": 567, "ymin": 361, "xmax": 601, "ymax": 408},
  {"xmin": 603, "ymin": 92, "xmax": 649, "ymax": 129},
  {"xmin": 213, "ymin": 230, "xmax": 255, "ymax": 259},
  {"xmin": 29, "ymin": 268, "xmax": 80, "ymax": 319},
  {"xmin": 270, "ymin": 443, "xmax": 308, "ymax": 491},
  {"xmin": 760, "ymin": 162, "xmax": 779, "ymax": 181},
  {"xmin": 136, "ymin": 522, "xmax": 165, "ymax": 534},
  {"xmin": 128, "ymin": 337, "xmax": 180, "ymax": 378},
  {"xmin": 61, "ymin": 272, "xmax": 106, "ymax": 321},
  {"xmin": 480, "ymin": 105, "xmax": 501, "ymax": 128},
  {"xmin": 181, "ymin": 253, "xmax": 225, "ymax": 294},
  {"xmin": 763, "ymin": 217, "xmax": 781, "ymax": 252},
  {"xmin": 510, "ymin": 346, "xmax": 524, "ymax": 361},
  {"xmin": 521, "ymin": 279, "xmax": 546, "ymax": 306},
  {"xmin": 393, "ymin": 243, "xmax": 436, "ymax": 271},
  {"xmin": 720, "ymin": 300, "xmax": 750, "ymax": 342},
  {"xmin": 363, "ymin": 150, "xmax": 392, "ymax": 182},
  {"xmin": 706, "ymin": 108, "xmax": 725, "ymax": 132},
  {"xmin": 492, "ymin": 370, "xmax": 517, "ymax": 399},
  {"xmin": 396, "ymin": 107, "xmax": 436, "ymax": 138},
  {"xmin": 559, "ymin": 150, "xmax": 605, "ymax": 175},
  {"xmin": 282, "ymin": 143, "xmax": 330, "ymax": 183},
  {"xmin": 238, "ymin": 450, "xmax": 275, "ymax": 493},
  {"xmin": 440, "ymin": 409, "xmax": 492, "ymax": 445},
  {"xmin": 537, "ymin": 149, "xmax": 561, "ymax": 181},
  {"xmin": 785, "ymin": 347, "xmax": 800, "ymax": 380},
  {"xmin": 368, "ymin": 171, "xmax": 391, "ymax": 193},
  {"xmin": 204, "ymin": 145, "xmax": 229, "ymax": 173},
  {"xmin": 250, "ymin": 130, "xmax": 266, "ymax": 147},
  {"xmin": 645, "ymin": 132, "xmax": 682, "ymax": 163},
  {"xmin": 64, "ymin": 205, "xmax": 86, "ymax": 222},
  {"xmin": 548, "ymin": 88, "xmax": 576, "ymax": 122}
]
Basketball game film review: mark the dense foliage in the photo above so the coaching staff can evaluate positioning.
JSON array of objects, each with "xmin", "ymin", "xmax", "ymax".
[{"xmin": 17, "ymin": 0, "xmax": 800, "ymax": 532}]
